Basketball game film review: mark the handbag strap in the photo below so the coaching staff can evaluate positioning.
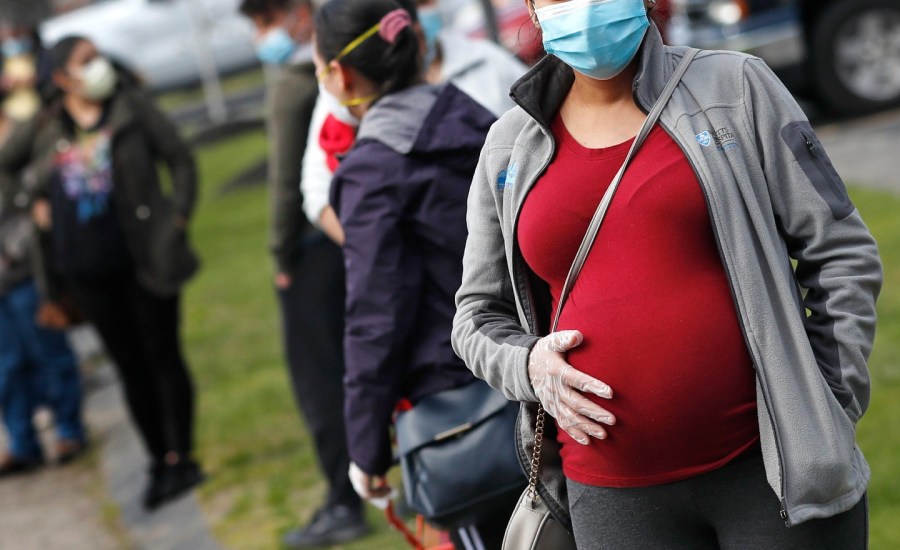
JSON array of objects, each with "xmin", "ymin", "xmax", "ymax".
[{"xmin": 527, "ymin": 49, "xmax": 699, "ymax": 503}]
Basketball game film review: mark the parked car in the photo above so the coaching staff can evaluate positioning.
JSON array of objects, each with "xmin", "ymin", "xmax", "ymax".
[
  {"xmin": 667, "ymin": 0, "xmax": 900, "ymax": 115},
  {"xmin": 40, "ymin": 0, "xmax": 258, "ymax": 91}
]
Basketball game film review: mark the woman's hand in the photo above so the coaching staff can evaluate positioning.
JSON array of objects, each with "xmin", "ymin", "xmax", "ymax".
[
  {"xmin": 528, "ymin": 330, "xmax": 615, "ymax": 445},
  {"xmin": 274, "ymin": 273, "xmax": 292, "ymax": 290},
  {"xmin": 31, "ymin": 199, "xmax": 51, "ymax": 230}
]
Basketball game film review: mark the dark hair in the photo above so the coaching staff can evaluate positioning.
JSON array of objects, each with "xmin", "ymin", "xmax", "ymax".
[
  {"xmin": 315, "ymin": 0, "xmax": 421, "ymax": 97},
  {"xmin": 648, "ymin": 3, "xmax": 670, "ymax": 29},
  {"xmin": 239, "ymin": 0, "xmax": 310, "ymax": 18},
  {"xmin": 48, "ymin": 35, "xmax": 88, "ymax": 74},
  {"xmin": 392, "ymin": 0, "xmax": 419, "ymax": 24}
]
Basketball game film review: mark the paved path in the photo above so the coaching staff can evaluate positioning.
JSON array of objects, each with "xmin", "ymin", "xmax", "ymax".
[
  {"xmin": 0, "ymin": 369, "xmax": 120, "ymax": 550},
  {"xmin": 816, "ymin": 107, "xmax": 900, "ymax": 195},
  {"xmin": 0, "ymin": 330, "xmax": 222, "ymax": 550},
  {"xmin": 89, "ymin": 361, "xmax": 222, "ymax": 550}
]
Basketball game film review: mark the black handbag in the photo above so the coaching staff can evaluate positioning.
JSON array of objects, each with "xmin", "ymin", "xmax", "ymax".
[{"xmin": 396, "ymin": 378, "xmax": 526, "ymax": 528}]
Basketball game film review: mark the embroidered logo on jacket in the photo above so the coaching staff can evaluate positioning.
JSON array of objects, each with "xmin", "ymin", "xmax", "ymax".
[
  {"xmin": 697, "ymin": 128, "xmax": 739, "ymax": 152},
  {"xmin": 497, "ymin": 162, "xmax": 518, "ymax": 190},
  {"xmin": 696, "ymin": 131, "xmax": 712, "ymax": 147}
]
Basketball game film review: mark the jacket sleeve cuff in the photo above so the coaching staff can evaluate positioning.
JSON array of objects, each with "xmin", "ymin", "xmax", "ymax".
[
  {"xmin": 515, "ymin": 336, "xmax": 541, "ymax": 404},
  {"xmin": 349, "ymin": 436, "xmax": 394, "ymax": 477},
  {"xmin": 273, "ymin": 253, "xmax": 292, "ymax": 274}
]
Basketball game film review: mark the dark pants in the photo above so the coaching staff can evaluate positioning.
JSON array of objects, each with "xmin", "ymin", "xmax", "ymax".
[
  {"xmin": 567, "ymin": 448, "xmax": 868, "ymax": 550},
  {"xmin": 277, "ymin": 234, "xmax": 359, "ymax": 511},
  {"xmin": 69, "ymin": 276, "xmax": 194, "ymax": 462},
  {"xmin": 449, "ymin": 489, "xmax": 521, "ymax": 550},
  {"xmin": 0, "ymin": 279, "xmax": 84, "ymax": 458}
]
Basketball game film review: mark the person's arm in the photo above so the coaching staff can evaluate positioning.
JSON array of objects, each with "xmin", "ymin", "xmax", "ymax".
[
  {"xmin": 132, "ymin": 92, "xmax": 197, "ymax": 224},
  {"xmin": 317, "ymin": 205, "xmax": 344, "ymax": 246},
  {"xmin": 301, "ymin": 97, "xmax": 358, "ymax": 246},
  {"xmin": 267, "ymin": 71, "xmax": 318, "ymax": 279},
  {"xmin": 300, "ymin": 97, "xmax": 334, "ymax": 229},
  {"xmin": 451, "ymin": 133, "xmax": 541, "ymax": 404},
  {"xmin": 0, "ymin": 117, "xmax": 39, "ymax": 198},
  {"xmin": 743, "ymin": 57, "xmax": 882, "ymax": 423},
  {"xmin": 335, "ymin": 153, "xmax": 421, "ymax": 476}
]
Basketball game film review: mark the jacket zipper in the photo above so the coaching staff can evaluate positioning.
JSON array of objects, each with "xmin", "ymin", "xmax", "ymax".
[
  {"xmin": 661, "ymin": 123, "xmax": 792, "ymax": 526},
  {"xmin": 799, "ymin": 129, "xmax": 844, "ymax": 200},
  {"xmin": 509, "ymin": 128, "xmax": 557, "ymax": 335}
]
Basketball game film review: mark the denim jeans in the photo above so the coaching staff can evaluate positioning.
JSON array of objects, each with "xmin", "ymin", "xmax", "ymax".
[{"xmin": 0, "ymin": 279, "xmax": 85, "ymax": 459}]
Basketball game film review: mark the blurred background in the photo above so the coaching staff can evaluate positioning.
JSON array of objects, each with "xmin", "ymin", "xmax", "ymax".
[{"xmin": 0, "ymin": 0, "xmax": 898, "ymax": 549}]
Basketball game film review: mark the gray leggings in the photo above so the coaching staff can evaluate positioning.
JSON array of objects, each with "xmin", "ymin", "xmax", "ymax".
[{"xmin": 567, "ymin": 449, "xmax": 867, "ymax": 550}]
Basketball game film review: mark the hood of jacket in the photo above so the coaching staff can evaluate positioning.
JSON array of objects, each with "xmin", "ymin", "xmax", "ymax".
[{"xmin": 356, "ymin": 83, "xmax": 495, "ymax": 162}]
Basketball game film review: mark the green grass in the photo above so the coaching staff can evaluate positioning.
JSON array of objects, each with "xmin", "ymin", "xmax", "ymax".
[
  {"xmin": 155, "ymin": 67, "xmax": 266, "ymax": 113},
  {"xmin": 181, "ymin": 133, "xmax": 900, "ymax": 550},
  {"xmin": 184, "ymin": 130, "xmax": 407, "ymax": 549},
  {"xmin": 851, "ymin": 187, "xmax": 900, "ymax": 549}
]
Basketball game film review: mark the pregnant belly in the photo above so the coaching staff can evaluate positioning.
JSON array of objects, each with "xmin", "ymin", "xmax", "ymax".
[{"xmin": 555, "ymin": 284, "xmax": 760, "ymax": 487}]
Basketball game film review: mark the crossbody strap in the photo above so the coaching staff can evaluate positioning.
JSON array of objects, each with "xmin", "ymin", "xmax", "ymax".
[
  {"xmin": 527, "ymin": 49, "xmax": 700, "ymax": 504},
  {"xmin": 550, "ymin": 48, "xmax": 699, "ymax": 333}
]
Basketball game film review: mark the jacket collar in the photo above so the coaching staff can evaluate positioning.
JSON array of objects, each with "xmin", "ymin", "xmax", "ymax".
[
  {"xmin": 102, "ymin": 91, "xmax": 136, "ymax": 133},
  {"xmin": 50, "ymin": 88, "xmax": 138, "ymax": 137},
  {"xmin": 509, "ymin": 24, "xmax": 672, "ymax": 129}
]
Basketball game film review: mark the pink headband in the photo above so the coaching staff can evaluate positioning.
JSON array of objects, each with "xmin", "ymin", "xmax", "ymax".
[{"xmin": 379, "ymin": 9, "xmax": 411, "ymax": 44}]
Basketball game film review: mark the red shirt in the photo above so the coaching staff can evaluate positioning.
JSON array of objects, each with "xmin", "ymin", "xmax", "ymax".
[{"xmin": 518, "ymin": 116, "xmax": 759, "ymax": 487}]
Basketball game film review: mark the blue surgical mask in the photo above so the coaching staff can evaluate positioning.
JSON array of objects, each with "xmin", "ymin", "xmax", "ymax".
[
  {"xmin": 536, "ymin": 0, "xmax": 649, "ymax": 80},
  {"xmin": 2, "ymin": 37, "xmax": 33, "ymax": 58},
  {"xmin": 256, "ymin": 27, "xmax": 296, "ymax": 65},
  {"xmin": 417, "ymin": 7, "xmax": 443, "ymax": 67}
]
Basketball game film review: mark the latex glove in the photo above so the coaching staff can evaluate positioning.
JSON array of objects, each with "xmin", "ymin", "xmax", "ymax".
[
  {"xmin": 528, "ymin": 330, "xmax": 615, "ymax": 445},
  {"xmin": 349, "ymin": 462, "xmax": 393, "ymax": 508}
]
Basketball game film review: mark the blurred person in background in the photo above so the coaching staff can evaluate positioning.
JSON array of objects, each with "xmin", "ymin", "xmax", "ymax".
[
  {"xmin": 300, "ymin": 0, "xmax": 527, "ymax": 242},
  {"xmin": 0, "ymin": 90, "xmax": 86, "ymax": 476},
  {"xmin": 313, "ymin": 0, "xmax": 516, "ymax": 546},
  {"xmin": 0, "ymin": 20, "xmax": 50, "ymax": 120},
  {"xmin": 0, "ymin": 35, "xmax": 203, "ymax": 511},
  {"xmin": 238, "ymin": 0, "xmax": 369, "ymax": 547},
  {"xmin": 415, "ymin": 0, "xmax": 526, "ymax": 116}
]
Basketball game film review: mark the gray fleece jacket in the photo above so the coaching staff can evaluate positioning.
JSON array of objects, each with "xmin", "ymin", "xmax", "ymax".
[{"xmin": 452, "ymin": 25, "xmax": 882, "ymax": 529}]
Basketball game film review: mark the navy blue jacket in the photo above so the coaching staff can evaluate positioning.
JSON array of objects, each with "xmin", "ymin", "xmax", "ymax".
[{"xmin": 330, "ymin": 83, "xmax": 496, "ymax": 475}]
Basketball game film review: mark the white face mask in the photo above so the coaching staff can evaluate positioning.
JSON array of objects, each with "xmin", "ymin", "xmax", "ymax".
[
  {"xmin": 317, "ymin": 82, "xmax": 358, "ymax": 126},
  {"xmin": 78, "ymin": 57, "xmax": 118, "ymax": 101}
]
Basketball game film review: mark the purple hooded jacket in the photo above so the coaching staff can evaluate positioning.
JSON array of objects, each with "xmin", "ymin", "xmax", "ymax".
[{"xmin": 330, "ymin": 83, "xmax": 496, "ymax": 475}]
